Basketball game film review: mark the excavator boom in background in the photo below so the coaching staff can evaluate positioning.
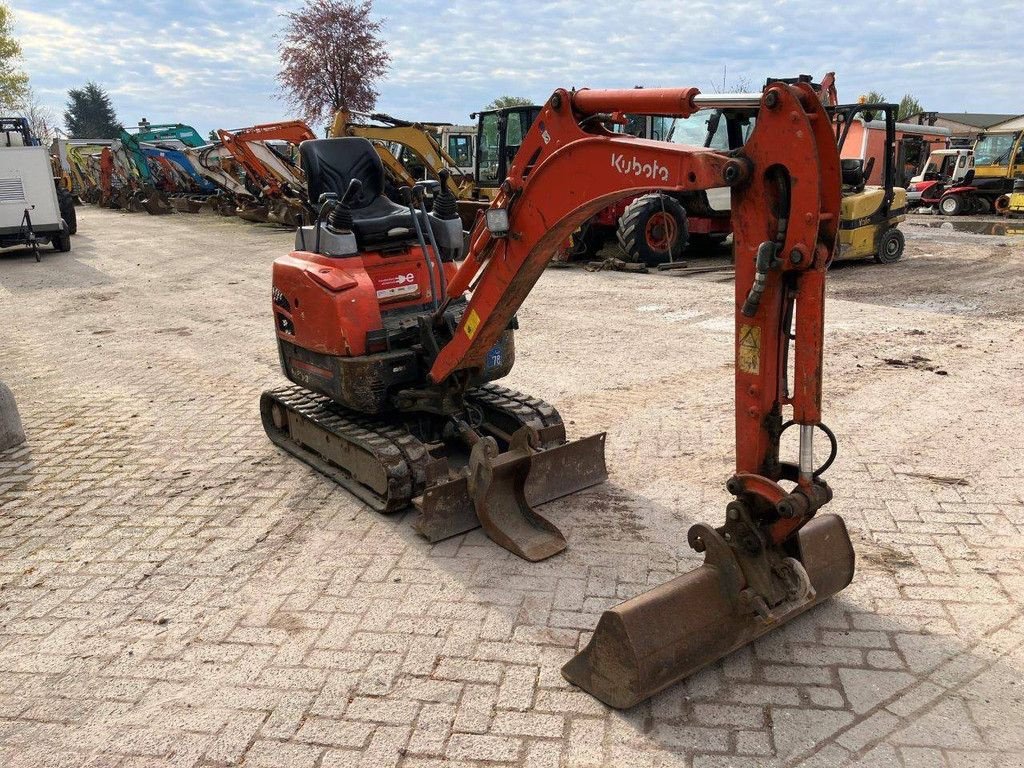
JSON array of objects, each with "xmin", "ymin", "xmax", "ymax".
[
  {"xmin": 217, "ymin": 120, "xmax": 316, "ymax": 225},
  {"xmin": 262, "ymin": 82, "xmax": 853, "ymax": 707}
]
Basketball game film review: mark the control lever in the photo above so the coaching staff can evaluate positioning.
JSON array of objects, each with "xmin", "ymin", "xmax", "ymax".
[
  {"xmin": 741, "ymin": 241, "xmax": 781, "ymax": 317},
  {"xmin": 401, "ymin": 186, "xmax": 440, "ymax": 311}
]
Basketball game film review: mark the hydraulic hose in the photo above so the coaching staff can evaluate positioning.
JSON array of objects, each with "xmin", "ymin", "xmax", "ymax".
[
  {"xmin": 403, "ymin": 186, "xmax": 440, "ymax": 311},
  {"xmin": 417, "ymin": 196, "xmax": 448, "ymax": 303}
]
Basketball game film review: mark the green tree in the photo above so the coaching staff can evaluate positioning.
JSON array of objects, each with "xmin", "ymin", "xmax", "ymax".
[
  {"xmin": 484, "ymin": 95, "xmax": 533, "ymax": 110},
  {"xmin": 897, "ymin": 93, "xmax": 923, "ymax": 121},
  {"xmin": 860, "ymin": 90, "xmax": 886, "ymax": 104},
  {"xmin": 0, "ymin": 3, "xmax": 28, "ymax": 109},
  {"xmin": 277, "ymin": 0, "xmax": 390, "ymax": 124},
  {"xmin": 208, "ymin": 129, "xmax": 219, "ymax": 143},
  {"xmin": 64, "ymin": 82, "xmax": 122, "ymax": 138}
]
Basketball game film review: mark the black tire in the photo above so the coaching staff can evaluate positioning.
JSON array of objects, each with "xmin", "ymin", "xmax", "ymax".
[
  {"xmin": 874, "ymin": 227, "xmax": 904, "ymax": 264},
  {"xmin": 52, "ymin": 223, "xmax": 71, "ymax": 253},
  {"xmin": 616, "ymin": 193, "xmax": 688, "ymax": 266},
  {"xmin": 567, "ymin": 223, "xmax": 607, "ymax": 260},
  {"xmin": 938, "ymin": 194, "xmax": 963, "ymax": 216},
  {"xmin": 973, "ymin": 197, "xmax": 991, "ymax": 214},
  {"xmin": 57, "ymin": 188, "xmax": 78, "ymax": 235}
]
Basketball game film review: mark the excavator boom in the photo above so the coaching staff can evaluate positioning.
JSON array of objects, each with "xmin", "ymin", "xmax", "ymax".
[
  {"xmin": 422, "ymin": 83, "xmax": 851, "ymax": 706},
  {"xmin": 217, "ymin": 121, "xmax": 316, "ymax": 225}
]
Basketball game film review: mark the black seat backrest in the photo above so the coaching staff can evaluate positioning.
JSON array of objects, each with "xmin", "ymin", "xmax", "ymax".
[
  {"xmin": 300, "ymin": 137, "xmax": 383, "ymax": 209},
  {"xmin": 961, "ymin": 169, "xmax": 975, "ymax": 186},
  {"xmin": 841, "ymin": 158, "xmax": 864, "ymax": 187}
]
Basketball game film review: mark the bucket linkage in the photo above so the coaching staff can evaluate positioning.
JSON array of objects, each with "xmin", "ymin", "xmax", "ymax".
[{"xmin": 562, "ymin": 471, "xmax": 855, "ymax": 708}]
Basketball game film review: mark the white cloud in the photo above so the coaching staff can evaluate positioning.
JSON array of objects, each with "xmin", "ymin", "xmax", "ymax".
[{"xmin": 9, "ymin": 0, "xmax": 1022, "ymax": 138}]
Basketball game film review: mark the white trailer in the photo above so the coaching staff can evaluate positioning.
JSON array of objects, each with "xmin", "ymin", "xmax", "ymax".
[{"xmin": 1, "ymin": 118, "xmax": 71, "ymax": 258}]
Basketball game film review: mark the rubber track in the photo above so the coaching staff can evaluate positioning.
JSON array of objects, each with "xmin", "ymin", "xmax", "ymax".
[{"xmin": 263, "ymin": 382, "xmax": 567, "ymax": 513}]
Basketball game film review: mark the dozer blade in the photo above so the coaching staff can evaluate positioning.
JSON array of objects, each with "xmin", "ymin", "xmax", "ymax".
[
  {"xmin": 169, "ymin": 196, "xmax": 202, "ymax": 214},
  {"xmin": 413, "ymin": 431, "xmax": 608, "ymax": 550},
  {"xmin": 562, "ymin": 513, "xmax": 855, "ymax": 708}
]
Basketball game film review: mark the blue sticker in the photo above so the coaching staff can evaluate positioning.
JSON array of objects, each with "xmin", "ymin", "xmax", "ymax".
[{"xmin": 486, "ymin": 344, "xmax": 503, "ymax": 369}]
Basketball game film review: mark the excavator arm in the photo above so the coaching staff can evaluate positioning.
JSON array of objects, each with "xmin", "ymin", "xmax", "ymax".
[
  {"xmin": 217, "ymin": 121, "xmax": 316, "ymax": 225},
  {"xmin": 435, "ymin": 84, "xmax": 838, "ymax": 489},
  {"xmin": 217, "ymin": 120, "xmax": 315, "ymax": 198},
  {"xmin": 423, "ymin": 83, "xmax": 851, "ymax": 707}
]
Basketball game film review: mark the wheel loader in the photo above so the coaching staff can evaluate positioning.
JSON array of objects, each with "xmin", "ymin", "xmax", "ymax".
[{"xmin": 262, "ymin": 83, "xmax": 855, "ymax": 708}]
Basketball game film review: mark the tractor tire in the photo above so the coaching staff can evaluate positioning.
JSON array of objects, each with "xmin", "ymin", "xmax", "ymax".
[
  {"xmin": 973, "ymin": 197, "xmax": 991, "ymax": 214},
  {"xmin": 52, "ymin": 223, "xmax": 71, "ymax": 253},
  {"xmin": 874, "ymin": 227, "xmax": 905, "ymax": 264},
  {"xmin": 57, "ymin": 188, "xmax": 78, "ymax": 235},
  {"xmin": 939, "ymin": 194, "xmax": 963, "ymax": 216},
  {"xmin": 616, "ymin": 193, "xmax": 688, "ymax": 266}
]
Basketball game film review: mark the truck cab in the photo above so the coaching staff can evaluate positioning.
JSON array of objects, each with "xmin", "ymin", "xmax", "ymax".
[
  {"xmin": 911, "ymin": 149, "xmax": 975, "ymax": 185},
  {"xmin": 972, "ymin": 130, "xmax": 1024, "ymax": 192}
]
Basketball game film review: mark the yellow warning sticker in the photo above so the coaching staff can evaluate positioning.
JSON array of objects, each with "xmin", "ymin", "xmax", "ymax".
[
  {"xmin": 464, "ymin": 309, "xmax": 481, "ymax": 340},
  {"xmin": 738, "ymin": 324, "xmax": 761, "ymax": 375}
]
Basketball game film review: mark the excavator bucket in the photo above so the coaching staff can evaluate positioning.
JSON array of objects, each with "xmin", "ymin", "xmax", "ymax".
[
  {"xmin": 238, "ymin": 203, "xmax": 271, "ymax": 223},
  {"xmin": 141, "ymin": 187, "xmax": 173, "ymax": 215},
  {"xmin": 562, "ymin": 513, "xmax": 855, "ymax": 708},
  {"xmin": 413, "ymin": 430, "xmax": 607, "ymax": 558}
]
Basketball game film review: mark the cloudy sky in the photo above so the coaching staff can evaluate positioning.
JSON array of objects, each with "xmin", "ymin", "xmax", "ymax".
[{"xmin": 11, "ymin": 0, "xmax": 1022, "ymax": 137}]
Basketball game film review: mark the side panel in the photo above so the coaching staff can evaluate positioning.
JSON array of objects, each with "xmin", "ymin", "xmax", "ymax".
[{"xmin": 0, "ymin": 146, "xmax": 62, "ymax": 230}]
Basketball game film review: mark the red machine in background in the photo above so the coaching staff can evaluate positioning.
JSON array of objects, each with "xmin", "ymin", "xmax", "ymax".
[
  {"xmin": 217, "ymin": 120, "xmax": 316, "ymax": 225},
  {"xmin": 565, "ymin": 73, "xmax": 839, "ymax": 265},
  {"xmin": 262, "ymin": 83, "xmax": 854, "ymax": 708}
]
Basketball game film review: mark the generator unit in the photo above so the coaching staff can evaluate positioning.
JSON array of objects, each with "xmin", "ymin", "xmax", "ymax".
[{"xmin": 1, "ymin": 117, "xmax": 71, "ymax": 259}]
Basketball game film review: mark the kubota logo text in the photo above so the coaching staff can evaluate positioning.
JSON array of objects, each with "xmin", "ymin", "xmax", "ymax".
[{"xmin": 611, "ymin": 153, "xmax": 670, "ymax": 182}]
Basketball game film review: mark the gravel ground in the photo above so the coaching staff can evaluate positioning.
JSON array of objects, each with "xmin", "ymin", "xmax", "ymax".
[{"xmin": 0, "ymin": 206, "xmax": 1022, "ymax": 767}]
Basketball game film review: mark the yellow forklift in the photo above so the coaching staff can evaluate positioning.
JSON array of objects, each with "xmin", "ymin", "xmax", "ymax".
[{"xmin": 831, "ymin": 103, "xmax": 908, "ymax": 263}]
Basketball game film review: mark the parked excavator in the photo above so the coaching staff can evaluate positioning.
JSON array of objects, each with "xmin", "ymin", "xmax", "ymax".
[
  {"xmin": 217, "ymin": 121, "xmax": 316, "ymax": 225},
  {"xmin": 92, "ymin": 131, "xmax": 173, "ymax": 215},
  {"xmin": 329, "ymin": 109, "xmax": 472, "ymax": 188},
  {"xmin": 329, "ymin": 108, "xmax": 519, "ymax": 227},
  {"xmin": 261, "ymin": 82, "xmax": 854, "ymax": 708},
  {"xmin": 182, "ymin": 143, "xmax": 252, "ymax": 216}
]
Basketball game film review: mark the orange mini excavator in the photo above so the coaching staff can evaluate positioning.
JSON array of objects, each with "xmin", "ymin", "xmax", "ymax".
[
  {"xmin": 217, "ymin": 120, "xmax": 316, "ymax": 225},
  {"xmin": 262, "ymin": 83, "xmax": 855, "ymax": 707}
]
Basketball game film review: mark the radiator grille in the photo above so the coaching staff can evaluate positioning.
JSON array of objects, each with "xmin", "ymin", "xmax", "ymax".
[{"xmin": 0, "ymin": 177, "xmax": 26, "ymax": 203}]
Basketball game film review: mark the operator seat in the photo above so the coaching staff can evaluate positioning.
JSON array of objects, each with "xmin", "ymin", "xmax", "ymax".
[
  {"xmin": 300, "ymin": 137, "xmax": 447, "ymax": 254},
  {"xmin": 840, "ymin": 159, "xmax": 866, "ymax": 191}
]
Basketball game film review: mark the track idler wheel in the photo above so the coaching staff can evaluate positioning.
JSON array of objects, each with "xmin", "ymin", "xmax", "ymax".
[{"xmin": 562, "ymin": 512, "xmax": 855, "ymax": 708}]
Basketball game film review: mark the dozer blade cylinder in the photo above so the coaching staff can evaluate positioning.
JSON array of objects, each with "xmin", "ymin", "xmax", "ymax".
[{"xmin": 562, "ymin": 513, "xmax": 855, "ymax": 708}]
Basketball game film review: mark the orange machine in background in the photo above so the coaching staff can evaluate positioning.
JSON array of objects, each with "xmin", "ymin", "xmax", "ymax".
[{"xmin": 840, "ymin": 113, "xmax": 949, "ymax": 187}]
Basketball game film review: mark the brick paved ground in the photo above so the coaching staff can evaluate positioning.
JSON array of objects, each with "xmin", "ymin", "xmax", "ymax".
[{"xmin": 1, "ymin": 208, "xmax": 1022, "ymax": 767}]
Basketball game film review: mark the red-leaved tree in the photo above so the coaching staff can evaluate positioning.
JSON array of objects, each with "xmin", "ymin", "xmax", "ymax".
[{"xmin": 277, "ymin": 0, "xmax": 390, "ymax": 125}]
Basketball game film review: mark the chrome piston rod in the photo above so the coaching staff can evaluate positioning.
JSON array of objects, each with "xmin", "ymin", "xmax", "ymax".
[{"xmin": 799, "ymin": 424, "xmax": 815, "ymax": 483}]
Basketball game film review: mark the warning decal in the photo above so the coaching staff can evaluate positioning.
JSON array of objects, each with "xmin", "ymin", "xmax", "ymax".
[
  {"xmin": 738, "ymin": 324, "xmax": 761, "ymax": 375},
  {"xmin": 464, "ymin": 309, "xmax": 481, "ymax": 340}
]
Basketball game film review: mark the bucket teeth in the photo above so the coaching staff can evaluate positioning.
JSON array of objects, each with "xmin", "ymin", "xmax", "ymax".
[{"xmin": 562, "ymin": 514, "xmax": 855, "ymax": 708}]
